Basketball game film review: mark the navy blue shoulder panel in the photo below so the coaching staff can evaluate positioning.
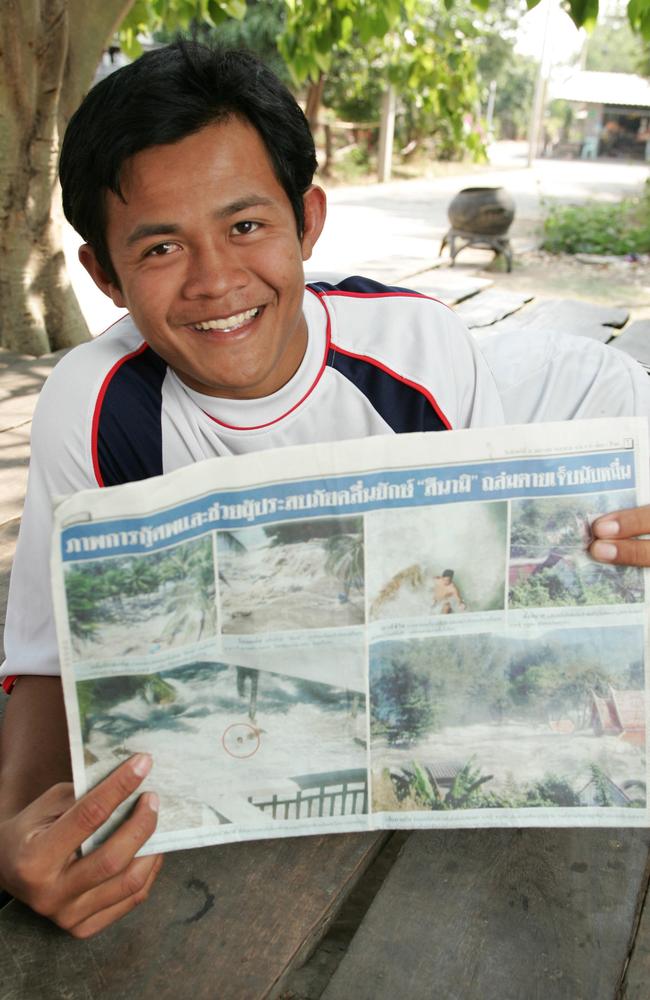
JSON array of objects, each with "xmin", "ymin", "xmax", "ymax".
[
  {"xmin": 326, "ymin": 347, "xmax": 449, "ymax": 433},
  {"xmin": 309, "ymin": 276, "xmax": 450, "ymax": 434},
  {"xmin": 95, "ymin": 346, "xmax": 167, "ymax": 487},
  {"xmin": 307, "ymin": 275, "xmax": 419, "ymax": 296}
]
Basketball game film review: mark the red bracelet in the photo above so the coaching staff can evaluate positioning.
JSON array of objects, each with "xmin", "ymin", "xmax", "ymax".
[{"xmin": 1, "ymin": 676, "xmax": 17, "ymax": 695}]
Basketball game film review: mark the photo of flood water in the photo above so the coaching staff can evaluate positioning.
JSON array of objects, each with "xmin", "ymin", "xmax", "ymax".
[
  {"xmin": 218, "ymin": 516, "xmax": 365, "ymax": 634},
  {"xmin": 370, "ymin": 625, "xmax": 646, "ymax": 814},
  {"xmin": 77, "ymin": 660, "xmax": 368, "ymax": 842}
]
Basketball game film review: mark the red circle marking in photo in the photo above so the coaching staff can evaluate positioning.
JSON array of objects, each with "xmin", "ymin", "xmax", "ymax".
[{"xmin": 222, "ymin": 722, "xmax": 262, "ymax": 759}]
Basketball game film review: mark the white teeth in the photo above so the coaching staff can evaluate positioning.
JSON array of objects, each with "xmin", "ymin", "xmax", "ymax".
[{"xmin": 192, "ymin": 307, "xmax": 259, "ymax": 332}]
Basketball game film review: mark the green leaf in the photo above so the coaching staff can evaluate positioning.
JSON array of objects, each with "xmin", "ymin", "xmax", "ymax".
[{"xmin": 566, "ymin": 0, "xmax": 599, "ymax": 30}]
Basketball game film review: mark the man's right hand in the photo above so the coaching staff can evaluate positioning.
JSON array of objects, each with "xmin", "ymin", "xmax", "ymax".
[{"xmin": 0, "ymin": 753, "xmax": 163, "ymax": 938}]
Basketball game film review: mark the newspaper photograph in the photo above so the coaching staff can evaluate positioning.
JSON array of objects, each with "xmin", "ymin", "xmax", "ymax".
[{"xmin": 50, "ymin": 417, "xmax": 650, "ymax": 854}]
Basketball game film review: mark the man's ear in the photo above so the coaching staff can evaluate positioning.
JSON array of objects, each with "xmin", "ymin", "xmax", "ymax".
[
  {"xmin": 300, "ymin": 186, "xmax": 327, "ymax": 262},
  {"xmin": 78, "ymin": 244, "xmax": 126, "ymax": 308}
]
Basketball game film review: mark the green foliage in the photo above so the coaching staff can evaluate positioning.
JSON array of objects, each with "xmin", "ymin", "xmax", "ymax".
[
  {"xmin": 589, "ymin": 764, "xmax": 613, "ymax": 805},
  {"xmin": 77, "ymin": 673, "xmax": 177, "ymax": 741},
  {"xmin": 277, "ymin": 0, "xmax": 486, "ymax": 162},
  {"xmin": 628, "ymin": 0, "xmax": 650, "ymax": 40},
  {"xmin": 278, "ymin": 0, "xmax": 404, "ymax": 83},
  {"xmin": 119, "ymin": 0, "xmax": 247, "ymax": 58},
  {"xmin": 443, "ymin": 758, "xmax": 495, "ymax": 808},
  {"xmin": 390, "ymin": 759, "xmax": 583, "ymax": 810},
  {"xmin": 371, "ymin": 658, "xmax": 440, "ymax": 745},
  {"xmin": 371, "ymin": 625, "xmax": 641, "ymax": 739},
  {"xmin": 64, "ymin": 537, "xmax": 215, "ymax": 639},
  {"xmin": 543, "ymin": 185, "xmax": 650, "ymax": 256},
  {"xmin": 525, "ymin": 0, "xmax": 650, "ymax": 39},
  {"xmin": 264, "ymin": 517, "xmax": 363, "ymax": 545},
  {"xmin": 323, "ymin": 532, "xmax": 365, "ymax": 594}
]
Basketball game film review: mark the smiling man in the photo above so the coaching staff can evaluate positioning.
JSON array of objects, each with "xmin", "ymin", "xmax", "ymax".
[{"xmin": 1, "ymin": 41, "xmax": 650, "ymax": 938}]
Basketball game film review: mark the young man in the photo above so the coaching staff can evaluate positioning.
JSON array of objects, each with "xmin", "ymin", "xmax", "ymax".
[{"xmin": 1, "ymin": 41, "xmax": 649, "ymax": 938}]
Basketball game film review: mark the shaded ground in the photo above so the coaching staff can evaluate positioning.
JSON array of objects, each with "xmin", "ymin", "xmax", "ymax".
[{"xmin": 480, "ymin": 248, "xmax": 650, "ymax": 324}]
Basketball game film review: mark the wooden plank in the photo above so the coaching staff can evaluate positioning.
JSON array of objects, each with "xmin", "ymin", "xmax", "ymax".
[
  {"xmin": 322, "ymin": 828, "xmax": 650, "ymax": 1000},
  {"xmin": 0, "ymin": 831, "xmax": 387, "ymax": 1000},
  {"xmin": 406, "ymin": 269, "xmax": 493, "ymax": 306},
  {"xmin": 610, "ymin": 321, "xmax": 650, "ymax": 369},
  {"xmin": 619, "ymin": 854, "xmax": 650, "ymax": 999},
  {"xmin": 454, "ymin": 289, "xmax": 534, "ymax": 328},
  {"xmin": 486, "ymin": 299, "xmax": 630, "ymax": 343}
]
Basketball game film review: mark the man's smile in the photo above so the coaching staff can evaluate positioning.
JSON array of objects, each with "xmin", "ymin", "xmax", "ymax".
[{"xmin": 187, "ymin": 306, "xmax": 262, "ymax": 334}]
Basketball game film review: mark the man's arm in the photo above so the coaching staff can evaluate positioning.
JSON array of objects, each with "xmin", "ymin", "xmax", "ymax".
[
  {"xmin": 0, "ymin": 677, "xmax": 73, "ymax": 813},
  {"xmin": 0, "ymin": 676, "xmax": 163, "ymax": 937}
]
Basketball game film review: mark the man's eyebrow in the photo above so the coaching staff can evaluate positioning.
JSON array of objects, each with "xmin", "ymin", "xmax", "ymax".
[
  {"xmin": 125, "ymin": 197, "xmax": 276, "ymax": 246},
  {"xmin": 126, "ymin": 223, "xmax": 180, "ymax": 247},
  {"xmin": 214, "ymin": 195, "xmax": 275, "ymax": 218}
]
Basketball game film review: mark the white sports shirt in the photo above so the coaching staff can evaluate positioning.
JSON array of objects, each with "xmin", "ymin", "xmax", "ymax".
[{"xmin": 2, "ymin": 276, "xmax": 649, "ymax": 683}]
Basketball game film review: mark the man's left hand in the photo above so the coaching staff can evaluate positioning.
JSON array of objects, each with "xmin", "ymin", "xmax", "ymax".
[{"xmin": 590, "ymin": 506, "xmax": 650, "ymax": 566}]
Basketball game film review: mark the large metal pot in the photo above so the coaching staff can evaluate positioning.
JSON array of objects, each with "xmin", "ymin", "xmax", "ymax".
[{"xmin": 447, "ymin": 186, "xmax": 515, "ymax": 236}]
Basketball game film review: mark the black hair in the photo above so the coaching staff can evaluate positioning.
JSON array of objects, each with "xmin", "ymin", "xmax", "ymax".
[
  {"xmin": 59, "ymin": 41, "xmax": 317, "ymax": 283},
  {"xmin": 442, "ymin": 569, "xmax": 454, "ymax": 580}
]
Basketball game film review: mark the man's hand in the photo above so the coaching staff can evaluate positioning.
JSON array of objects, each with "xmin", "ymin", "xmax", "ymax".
[
  {"xmin": 0, "ymin": 753, "xmax": 163, "ymax": 938},
  {"xmin": 590, "ymin": 505, "xmax": 650, "ymax": 566}
]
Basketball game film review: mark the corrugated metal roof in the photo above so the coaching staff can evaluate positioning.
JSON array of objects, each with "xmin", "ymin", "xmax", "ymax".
[{"xmin": 550, "ymin": 70, "xmax": 650, "ymax": 108}]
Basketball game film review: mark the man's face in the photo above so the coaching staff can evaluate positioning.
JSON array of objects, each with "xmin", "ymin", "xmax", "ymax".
[{"xmin": 80, "ymin": 117, "xmax": 325, "ymax": 399}]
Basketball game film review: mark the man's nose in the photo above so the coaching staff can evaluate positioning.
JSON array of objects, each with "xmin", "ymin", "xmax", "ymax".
[{"xmin": 181, "ymin": 241, "xmax": 248, "ymax": 299}]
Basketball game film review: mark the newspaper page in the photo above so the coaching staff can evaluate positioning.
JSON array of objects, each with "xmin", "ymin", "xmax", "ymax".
[{"xmin": 51, "ymin": 417, "xmax": 650, "ymax": 855}]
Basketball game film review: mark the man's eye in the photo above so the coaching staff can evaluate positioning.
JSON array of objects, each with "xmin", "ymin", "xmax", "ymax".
[
  {"xmin": 146, "ymin": 242, "xmax": 180, "ymax": 257},
  {"xmin": 232, "ymin": 221, "xmax": 259, "ymax": 235}
]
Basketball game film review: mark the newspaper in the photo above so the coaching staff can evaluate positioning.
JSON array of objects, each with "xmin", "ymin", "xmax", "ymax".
[{"xmin": 51, "ymin": 418, "xmax": 650, "ymax": 855}]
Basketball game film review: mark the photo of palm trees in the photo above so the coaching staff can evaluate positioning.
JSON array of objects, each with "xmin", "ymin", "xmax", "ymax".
[
  {"xmin": 509, "ymin": 490, "xmax": 644, "ymax": 608},
  {"xmin": 365, "ymin": 502, "xmax": 507, "ymax": 621},
  {"xmin": 218, "ymin": 516, "xmax": 365, "ymax": 634},
  {"xmin": 76, "ymin": 659, "xmax": 368, "ymax": 845},
  {"xmin": 369, "ymin": 626, "xmax": 646, "ymax": 814},
  {"xmin": 64, "ymin": 536, "xmax": 217, "ymax": 661}
]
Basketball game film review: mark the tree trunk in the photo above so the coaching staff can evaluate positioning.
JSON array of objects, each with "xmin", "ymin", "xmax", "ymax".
[
  {"xmin": 304, "ymin": 73, "xmax": 325, "ymax": 134},
  {"xmin": 0, "ymin": 0, "xmax": 133, "ymax": 355}
]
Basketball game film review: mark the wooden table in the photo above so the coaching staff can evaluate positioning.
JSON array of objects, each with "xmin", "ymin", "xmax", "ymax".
[
  {"xmin": 2, "ymin": 286, "xmax": 650, "ymax": 999},
  {"xmin": 2, "ymin": 826, "xmax": 650, "ymax": 999}
]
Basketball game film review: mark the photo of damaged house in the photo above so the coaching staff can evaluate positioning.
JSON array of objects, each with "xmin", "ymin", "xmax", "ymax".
[
  {"xmin": 369, "ymin": 625, "xmax": 646, "ymax": 814},
  {"xmin": 509, "ymin": 491, "xmax": 644, "ymax": 608}
]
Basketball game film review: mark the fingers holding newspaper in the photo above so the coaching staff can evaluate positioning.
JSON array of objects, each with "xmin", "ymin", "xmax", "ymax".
[
  {"xmin": 590, "ymin": 505, "xmax": 650, "ymax": 567},
  {"xmin": 0, "ymin": 754, "xmax": 162, "ymax": 938}
]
